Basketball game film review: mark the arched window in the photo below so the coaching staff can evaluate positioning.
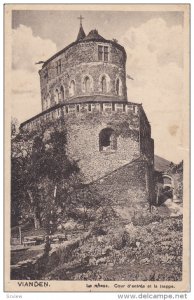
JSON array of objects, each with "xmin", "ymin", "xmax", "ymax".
[
  {"xmin": 47, "ymin": 92, "xmax": 51, "ymax": 108},
  {"xmin": 99, "ymin": 74, "xmax": 110, "ymax": 93},
  {"xmin": 84, "ymin": 76, "xmax": 91, "ymax": 93},
  {"xmin": 82, "ymin": 75, "xmax": 93, "ymax": 93},
  {"xmin": 162, "ymin": 175, "xmax": 173, "ymax": 187},
  {"xmin": 69, "ymin": 80, "xmax": 75, "ymax": 97},
  {"xmin": 116, "ymin": 78, "xmax": 120, "ymax": 95},
  {"xmin": 115, "ymin": 78, "xmax": 122, "ymax": 96},
  {"xmin": 60, "ymin": 86, "xmax": 65, "ymax": 101},
  {"xmin": 99, "ymin": 128, "xmax": 117, "ymax": 151},
  {"xmin": 54, "ymin": 89, "xmax": 59, "ymax": 104},
  {"xmin": 101, "ymin": 76, "xmax": 107, "ymax": 93}
]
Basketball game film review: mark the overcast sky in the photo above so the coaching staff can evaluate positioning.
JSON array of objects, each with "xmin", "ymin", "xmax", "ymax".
[{"xmin": 11, "ymin": 10, "xmax": 185, "ymax": 163}]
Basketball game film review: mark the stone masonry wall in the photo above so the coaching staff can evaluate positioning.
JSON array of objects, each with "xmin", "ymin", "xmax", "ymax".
[
  {"xmin": 20, "ymin": 101, "xmax": 154, "ymax": 191},
  {"xmin": 21, "ymin": 102, "xmax": 142, "ymax": 183},
  {"xmin": 91, "ymin": 159, "xmax": 150, "ymax": 210},
  {"xmin": 139, "ymin": 109, "xmax": 155, "ymax": 202},
  {"xmin": 65, "ymin": 108, "xmax": 140, "ymax": 182},
  {"xmin": 19, "ymin": 103, "xmax": 155, "ymax": 211},
  {"xmin": 39, "ymin": 41, "xmax": 127, "ymax": 110},
  {"xmin": 140, "ymin": 109, "xmax": 153, "ymax": 161}
]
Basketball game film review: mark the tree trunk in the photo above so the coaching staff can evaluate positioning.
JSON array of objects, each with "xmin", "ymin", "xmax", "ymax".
[
  {"xmin": 149, "ymin": 201, "xmax": 152, "ymax": 213},
  {"xmin": 19, "ymin": 226, "xmax": 22, "ymax": 245},
  {"xmin": 83, "ymin": 206, "xmax": 87, "ymax": 230},
  {"xmin": 34, "ymin": 210, "xmax": 41, "ymax": 230},
  {"xmin": 27, "ymin": 189, "xmax": 41, "ymax": 230},
  {"xmin": 54, "ymin": 185, "xmax": 57, "ymax": 198},
  {"xmin": 156, "ymin": 186, "xmax": 159, "ymax": 206}
]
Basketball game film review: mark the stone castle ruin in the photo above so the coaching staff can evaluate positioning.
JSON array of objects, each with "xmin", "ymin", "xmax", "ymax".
[{"xmin": 20, "ymin": 21, "xmax": 155, "ymax": 207}]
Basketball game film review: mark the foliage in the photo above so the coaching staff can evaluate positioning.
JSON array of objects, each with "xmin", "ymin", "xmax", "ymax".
[
  {"xmin": 11, "ymin": 117, "xmax": 19, "ymax": 137},
  {"xmin": 11, "ymin": 123, "xmax": 109, "ymax": 233},
  {"xmin": 42, "ymin": 215, "xmax": 182, "ymax": 281},
  {"xmin": 11, "ymin": 127, "xmax": 79, "ymax": 229},
  {"xmin": 167, "ymin": 161, "xmax": 183, "ymax": 174},
  {"xmin": 131, "ymin": 210, "xmax": 162, "ymax": 226},
  {"xmin": 11, "ymin": 157, "xmax": 25, "ymax": 226}
]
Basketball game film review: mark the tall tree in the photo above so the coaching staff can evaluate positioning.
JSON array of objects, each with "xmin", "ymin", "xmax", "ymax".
[{"xmin": 11, "ymin": 126, "xmax": 79, "ymax": 230}]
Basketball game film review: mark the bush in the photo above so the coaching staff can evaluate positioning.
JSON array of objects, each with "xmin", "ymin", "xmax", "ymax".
[
  {"xmin": 166, "ymin": 217, "xmax": 183, "ymax": 232},
  {"xmin": 109, "ymin": 229, "xmax": 136, "ymax": 250},
  {"xmin": 131, "ymin": 211, "xmax": 162, "ymax": 226},
  {"xmin": 109, "ymin": 230, "xmax": 125, "ymax": 250},
  {"xmin": 92, "ymin": 226, "xmax": 107, "ymax": 236}
]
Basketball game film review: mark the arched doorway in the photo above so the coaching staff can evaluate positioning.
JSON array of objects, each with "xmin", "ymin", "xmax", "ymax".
[{"xmin": 162, "ymin": 174, "xmax": 173, "ymax": 188}]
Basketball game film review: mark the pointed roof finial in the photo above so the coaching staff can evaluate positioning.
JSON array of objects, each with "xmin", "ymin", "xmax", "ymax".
[
  {"xmin": 76, "ymin": 15, "xmax": 86, "ymax": 41},
  {"xmin": 78, "ymin": 15, "xmax": 84, "ymax": 26}
]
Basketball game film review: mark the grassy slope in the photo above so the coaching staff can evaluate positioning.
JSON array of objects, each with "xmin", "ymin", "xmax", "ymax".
[{"xmin": 44, "ymin": 210, "xmax": 182, "ymax": 281}]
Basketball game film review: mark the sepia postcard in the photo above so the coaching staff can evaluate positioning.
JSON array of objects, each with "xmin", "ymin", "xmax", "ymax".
[{"xmin": 4, "ymin": 4, "xmax": 190, "ymax": 292}]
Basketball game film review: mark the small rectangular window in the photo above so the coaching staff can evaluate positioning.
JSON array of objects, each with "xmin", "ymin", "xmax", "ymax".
[
  {"xmin": 123, "ymin": 104, "xmax": 126, "ymax": 112},
  {"xmin": 100, "ymin": 103, "xmax": 103, "ymax": 111},
  {"xmin": 56, "ymin": 62, "xmax": 58, "ymax": 74},
  {"xmin": 88, "ymin": 104, "xmax": 92, "ymax": 112},
  {"xmin": 104, "ymin": 46, "xmax": 109, "ymax": 62},
  {"xmin": 76, "ymin": 105, "xmax": 80, "ymax": 112},
  {"xmin": 98, "ymin": 46, "xmax": 103, "ymax": 61},
  {"xmin": 66, "ymin": 106, "xmax": 69, "ymax": 113},
  {"xmin": 98, "ymin": 45, "xmax": 109, "ymax": 62},
  {"xmin": 44, "ymin": 68, "xmax": 48, "ymax": 82},
  {"xmin": 133, "ymin": 105, "xmax": 138, "ymax": 114},
  {"xmin": 56, "ymin": 59, "xmax": 62, "ymax": 75},
  {"xmin": 59, "ymin": 59, "xmax": 61, "ymax": 73},
  {"xmin": 112, "ymin": 103, "xmax": 115, "ymax": 111}
]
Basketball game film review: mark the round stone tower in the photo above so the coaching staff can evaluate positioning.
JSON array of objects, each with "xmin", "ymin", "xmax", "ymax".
[
  {"xmin": 39, "ymin": 25, "xmax": 127, "ymax": 111},
  {"xmin": 21, "ymin": 23, "xmax": 154, "ymax": 200}
]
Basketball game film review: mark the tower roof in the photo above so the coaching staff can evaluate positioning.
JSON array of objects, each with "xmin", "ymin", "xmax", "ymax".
[
  {"xmin": 76, "ymin": 24, "xmax": 86, "ymax": 41},
  {"xmin": 42, "ymin": 28, "xmax": 126, "ymax": 68},
  {"xmin": 83, "ymin": 29, "xmax": 106, "ymax": 42}
]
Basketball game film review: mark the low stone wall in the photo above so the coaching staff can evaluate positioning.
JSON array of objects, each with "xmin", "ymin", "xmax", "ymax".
[{"xmin": 11, "ymin": 230, "xmax": 92, "ymax": 280}]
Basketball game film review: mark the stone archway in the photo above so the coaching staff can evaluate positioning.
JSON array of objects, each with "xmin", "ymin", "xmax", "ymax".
[{"xmin": 99, "ymin": 128, "xmax": 117, "ymax": 152}]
